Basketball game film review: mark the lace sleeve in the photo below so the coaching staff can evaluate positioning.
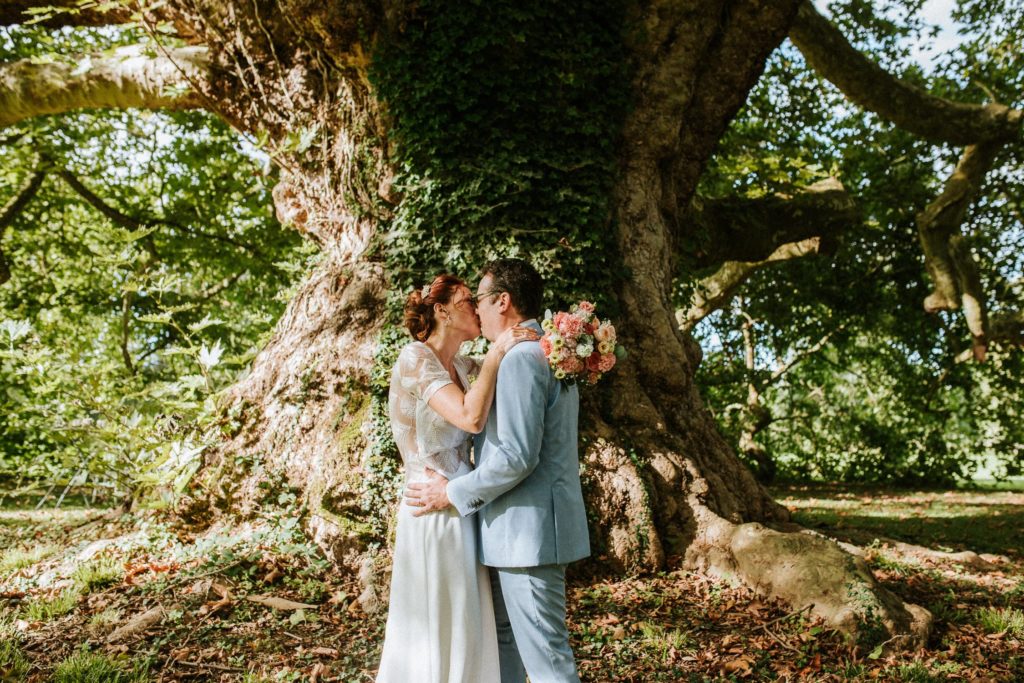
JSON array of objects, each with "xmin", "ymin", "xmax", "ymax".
[{"xmin": 398, "ymin": 343, "xmax": 453, "ymax": 403}]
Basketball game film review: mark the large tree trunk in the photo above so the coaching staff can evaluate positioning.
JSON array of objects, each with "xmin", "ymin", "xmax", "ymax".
[{"xmin": 135, "ymin": 0, "xmax": 930, "ymax": 646}]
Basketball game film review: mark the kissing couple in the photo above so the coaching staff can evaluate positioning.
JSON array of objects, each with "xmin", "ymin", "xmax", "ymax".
[{"xmin": 375, "ymin": 258, "xmax": 590, "ymax": 683}]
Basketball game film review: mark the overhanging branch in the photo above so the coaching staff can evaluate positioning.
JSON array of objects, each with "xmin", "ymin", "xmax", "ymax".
[
  {"xmin": 917, "ymin": 142, "xmax": 1002, "ymax": 359},
  {"xmin": 0, "ymin": 167, "xmax": 45, "ymax": 284},
  {"xmin": 57, "ymin": 166, "xmax": 265, "ymax": 260},
  {"xmin": 686, "ymin": 178, "xmax": 857, "ymax": 268},
  {"xmin": 57, "ymin": 167, "xmax": 144, "ymax": 230},
  {"xmin": 954, "ymin": 311, "xmax": 1024, "ymax": 362},
  {"xmin": 0, "ymin": 45, "xmax": 209, "ymax": 128},
  {"xmin": 789, "ymin": 1, "xmax": 1022, "ymax": 145},
  {"xmin": 677, "ymin": 179, "xmax": 858, "ymax": 331},
  {"xmin": 0, "ymin": 0, "xmax": 134, "ymax": 27},
  {"xmin": 678, "ymin": 237, "xmax": 831, "ymax": 332}
]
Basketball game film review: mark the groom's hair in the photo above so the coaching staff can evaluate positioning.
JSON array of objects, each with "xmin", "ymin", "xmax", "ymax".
[{"xmin": 481, "ymin": 258, "xmax": 543, "ymax": 319}]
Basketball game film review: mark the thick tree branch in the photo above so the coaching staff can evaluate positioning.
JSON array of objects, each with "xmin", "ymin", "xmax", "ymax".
[
  {"xmin": 687, "ymin": 178, "xmax": 857, "ymax": 268},
  {"xmin": 671, "ymin": 0, "xmax": 803, "ymax": 201},
  {"xmin": 953, "ymin": 310, "xmax": 1023, "ymax": 362},
  {"xmin": 678, "ymin": 237, "xmax": 830, "ymax": 332},
  {"xmin": 917, "ymin": 142, "xmax": 1002, "ymax": 359},
  {"xmin": 676, "ymin": 179, "xmax": 856, "ymax": 330},
  {"xmin": 0, "ymin": 167, "xmax": 45, "ymax": 284},
  {"xmin": 0, "ymin": 45, "xmax": 208, "ymax": 128},
  {"xmin": 789, "ymin": 1, "xmax": 1022, "ymax": 145},
  {"xmin": 0, "ymin": 0, "xmax": 134, "ymax": 27}
]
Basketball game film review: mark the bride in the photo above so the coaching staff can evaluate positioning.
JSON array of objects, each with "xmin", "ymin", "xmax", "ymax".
[{"xmin": 376, "ymin": 273, "xmax": 536, "ymax": 683}]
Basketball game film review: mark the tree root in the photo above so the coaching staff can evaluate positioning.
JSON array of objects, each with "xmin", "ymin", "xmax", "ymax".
[{"xmin": 687, "ymin": 513, "xmax": 933, "ymax": 648}]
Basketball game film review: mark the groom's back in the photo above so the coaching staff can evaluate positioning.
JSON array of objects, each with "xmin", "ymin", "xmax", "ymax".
[{"xmin": 476, "ymin": 342, "xmax": 590, "ymax": 568}]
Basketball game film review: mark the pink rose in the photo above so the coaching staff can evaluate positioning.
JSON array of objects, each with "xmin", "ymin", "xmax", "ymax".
[
  {"xmin": 598, "ymin": 353, "xmax": 616, "ymax": 372},
  {"xmin": 540, "ymin": 336, "xmax": 553, "ymax": 356},
  {"xmin": 559, "ymin": 315, "xmax": 585, "ymax": 338},
  {"xmin": 577, "ymin": 301, "xmax": 595, "ymax": 313}
]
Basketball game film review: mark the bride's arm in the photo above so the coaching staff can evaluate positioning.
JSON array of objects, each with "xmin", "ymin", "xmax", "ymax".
[{"xmin": 427, "ymin": 327, "xmax": 535, "ymax": 433}]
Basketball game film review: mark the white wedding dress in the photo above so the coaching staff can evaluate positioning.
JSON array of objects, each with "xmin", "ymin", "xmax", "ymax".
[{"xmin": 376, "ymin": 342, "xmax": 501, "ymax": 683}]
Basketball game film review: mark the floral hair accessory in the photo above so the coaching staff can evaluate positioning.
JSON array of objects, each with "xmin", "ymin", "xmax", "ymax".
[
  {"xmin": 421, "ymin": 283, "xmax": 432, "ymax": 300},
  {"xmin": 540, "ymin": 301, "xmax": 626, "ymax": 386}
]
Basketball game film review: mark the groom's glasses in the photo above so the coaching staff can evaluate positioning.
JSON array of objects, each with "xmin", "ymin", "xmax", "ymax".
[{"xmin": 471, "ymin": 289, "xmax": 504, "ymax": 306}]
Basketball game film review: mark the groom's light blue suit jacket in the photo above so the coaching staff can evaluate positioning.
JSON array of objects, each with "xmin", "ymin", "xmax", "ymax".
[{"xmin": 447, "ymin": 320, "xmax": 590, "ymax": 568}]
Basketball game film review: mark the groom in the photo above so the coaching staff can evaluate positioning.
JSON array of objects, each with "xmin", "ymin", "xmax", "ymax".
[{"xmin": 406, "ymin": 257, "xmax": 590, "ymax": 683}]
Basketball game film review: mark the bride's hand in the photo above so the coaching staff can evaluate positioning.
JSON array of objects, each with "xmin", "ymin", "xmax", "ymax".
[{"xmin": 492, "ymin": 325, "xmax": 539, "ymax": 356}]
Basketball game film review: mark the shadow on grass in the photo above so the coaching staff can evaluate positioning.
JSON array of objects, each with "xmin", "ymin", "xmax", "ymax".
[
  {"xmin": 794, "ymin": 509, "xmax": 1024, "ymax": 556},
  {"xmin": 772, "ymin": 485, "xmax": 1024, "ymax": 557}
]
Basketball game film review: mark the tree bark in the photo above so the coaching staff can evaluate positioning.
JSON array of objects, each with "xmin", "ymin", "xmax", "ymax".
[{"xmin": 686, "ymin": 177, "xmax": 855, "ymax": 269}]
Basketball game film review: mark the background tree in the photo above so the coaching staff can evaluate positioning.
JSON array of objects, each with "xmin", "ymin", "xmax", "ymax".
[
  {"xmin": 693, "ymin": 10, "xmax": 1023, "ymax": 485},
  {"xmin": 2, "ymin": 0, "xmax": 1022, "ymax": 646},
  {"xmin": 0, "ymin": 21, "xmax": 306, "ymax": 498}
]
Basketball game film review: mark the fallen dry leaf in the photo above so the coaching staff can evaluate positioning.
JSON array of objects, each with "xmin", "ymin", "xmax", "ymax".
[
  {"xmin": 211, "ymin": 582, "xmax": 233, "ymax": 599},
  {"xmin": 107, "ymin": 605, "xmax": 166, "ymax": 642},
  {"xmin": 721, "ymin": 656, "xmax": 754, "ymax": 675},
  {"xmin": 309, "ymin": 662, "xmax": 327, "ymax": 683},
  {"xmin": 246, "ymin": 595, "xmax": 318, "ymax": 610}
]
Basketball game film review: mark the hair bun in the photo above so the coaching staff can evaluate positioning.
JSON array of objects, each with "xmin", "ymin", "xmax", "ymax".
[
  {"xmin": 403, "ymin": 289, "xmax": 430, "ymax": 341},
  {"xmin": 401, "ymin": 274, "xmax": 466, "ymax": 342}
]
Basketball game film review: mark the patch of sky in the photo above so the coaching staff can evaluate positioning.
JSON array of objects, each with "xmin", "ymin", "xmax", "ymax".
[{"xmin": 814, "ymin": 0, "xmax": 968, "ymax": 74}]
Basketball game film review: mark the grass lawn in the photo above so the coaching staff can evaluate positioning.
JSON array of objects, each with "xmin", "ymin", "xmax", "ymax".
[{"xmin": 0, "ymin": 487, "xmax": 1021, "ymax": 681}]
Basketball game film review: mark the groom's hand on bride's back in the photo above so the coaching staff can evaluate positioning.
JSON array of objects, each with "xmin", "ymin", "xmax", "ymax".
[{"xmin": 405, "ymin": 468, "xmax": 451, "ymax": 516}]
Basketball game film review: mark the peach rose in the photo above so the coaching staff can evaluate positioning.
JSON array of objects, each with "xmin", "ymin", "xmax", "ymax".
[{"xmin": 594, "ymin": 323, "xmax": 616, "ymax": 343}]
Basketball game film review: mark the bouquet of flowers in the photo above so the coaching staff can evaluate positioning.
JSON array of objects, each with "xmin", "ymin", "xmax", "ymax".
[{"xmin": 540, "ymin": 301, "xmax": 625, "ymax": 385}]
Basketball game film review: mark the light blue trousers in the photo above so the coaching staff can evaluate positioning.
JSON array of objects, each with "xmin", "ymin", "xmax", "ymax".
[{"xmin": 489, "ymin": 565, "xmax": 580, "ymax": 683}]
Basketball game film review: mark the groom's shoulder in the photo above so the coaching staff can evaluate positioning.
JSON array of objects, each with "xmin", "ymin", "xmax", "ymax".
[
  {"xmin": 506, "ymin": 339, "xmax": 545, "ymax": 361},
  {"xmin": 503, "ymin": 341, "xmax": 548, "ymax": 373}
]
